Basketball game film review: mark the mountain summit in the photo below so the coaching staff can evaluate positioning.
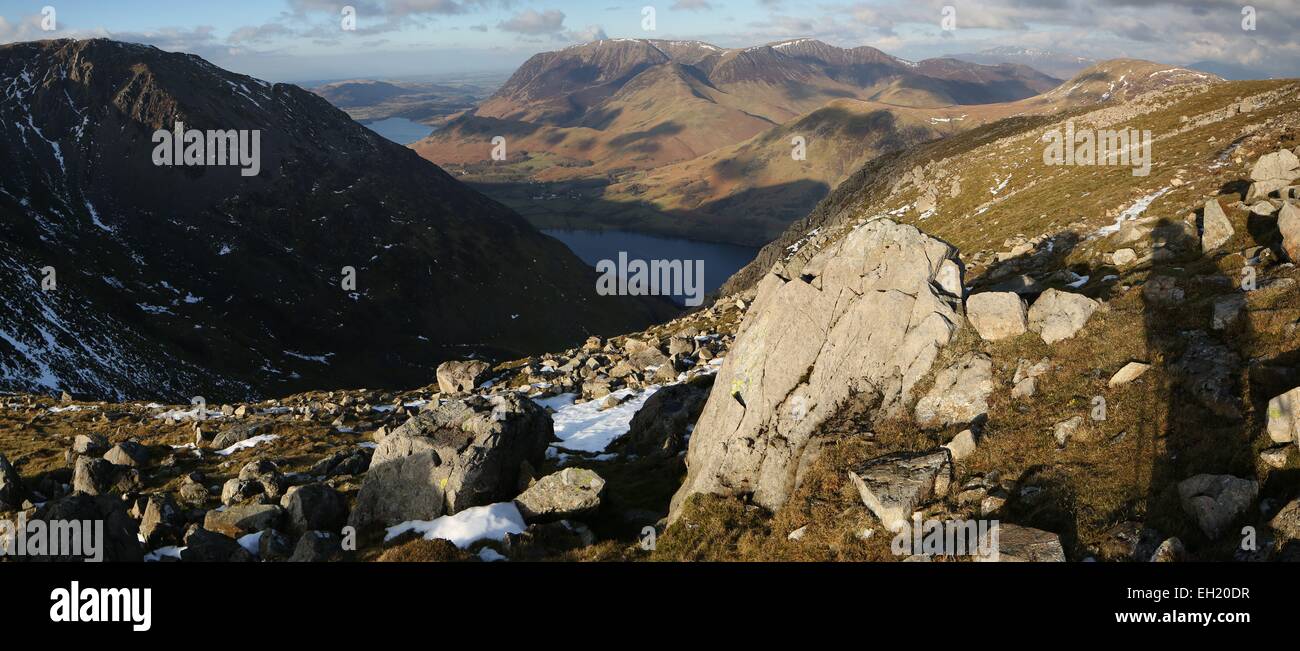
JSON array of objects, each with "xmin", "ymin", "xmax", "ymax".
[{"xmin": 0, "ymin": 38, "xmax": 673, "ymax": 401}]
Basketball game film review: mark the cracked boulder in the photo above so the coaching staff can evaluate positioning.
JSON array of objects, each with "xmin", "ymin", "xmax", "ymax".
[
  {"xmin": 849, "ymin": 449, "xmax": 953, "ymax": 533},
  {"xmin": 669, "ymin": 220, "xmax": 962, "ymax": 519},
  {"xmin": 348, "ymin": 393, "xmax": 551, "ymax": 530},
  {"xmin": 966, "ymin": 292, "xmax": 1028, "ymax": 341},
  {"xmin": 513, "ymin": 468, "xmax": 606, "ymax": 523}
]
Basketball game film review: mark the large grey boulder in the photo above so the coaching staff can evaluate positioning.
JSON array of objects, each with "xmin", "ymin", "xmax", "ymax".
[
  {"xmin": 140, "ymin": 494, "xmax": 184, "ymax": 548},
  {"xmin": 1279, "ymin": 201, "xmax": 1300, "ymax": 263},
  {"xmin": 181, "ymin": 527, "xmax": 254, "ymax": 562},
  {"xmin": 1201, "ymin": 199, "xmax": 1233, "ymax": 252},
  {"xmin": 348, "ymin": 393, "xmax": 552, "ymax": 529},
  {"xmin": 1027, "ymin": 289, "xmax": 1098, "ymax": 344},
  {"xmin": 28, "ymin": 494, "xmax": 143, "ymax": 562},
  {"xmin": 1267, "ymin": 386, "xmax": 1300, "ymax": 445},
  {"xmin": 72, "ymin": 456, "xmax": 139, "ymax": 496},
  {"xmin": 914, "ymin": 353, "xmax": 993, "ymax": 426},
  {"xmin": 1177, "ymin": 474, "xmax": 1258, "ymax": 540},
  {"xmin": 670, "ymin": 220, "xmax": 962, "ymax": 518},
  {"xmin": 436, "ymin": 360, "xmax": 492, "ymax": 394},
  {"xmin": 0, "ymin": 453, "xmax": 24, "ymax": 510},
  {"xmin": 513, "ymin": 468, "xmax": 606, "ymax": 522},
  {"xmin": 848, "ymin": 449, "xmax": 953, "ymax": 533},
  {"xmin": 1250, "ymin": 149, "xmax": 1300, "ymax": 182},
  {"xmin": 966, "ymin": 292, "xmax": 1028, "ymax": 341},
  {"xmin": 281, "ymin": 483, "xmax": 347, "ymax": 537}
]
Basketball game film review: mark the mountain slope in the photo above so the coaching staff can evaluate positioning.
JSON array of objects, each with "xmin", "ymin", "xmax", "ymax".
[
  {"xmin": 0, "ymin": 38, "xmax": 674, "ymax": 402},
  {"xmin": 414, "ymin": 38, "xmax": 1061, "ymax": 181}
]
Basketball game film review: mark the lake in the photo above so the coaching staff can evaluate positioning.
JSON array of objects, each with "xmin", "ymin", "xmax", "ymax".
[
  {"xmin": 362, "ymin": 117, "xmax": 435, "ymax": 145},
  {"xmin": 543, "ymin": 229, "xmax": 758, "ymax": 305}
]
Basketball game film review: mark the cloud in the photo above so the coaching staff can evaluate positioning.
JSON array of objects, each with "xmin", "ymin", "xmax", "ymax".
[
  {"xmin": 672, "ymin": 0, "xmax": 715, "ymax": 10},
  {"xmin": 498, "ymin": 9, "xmax": 566, "ymax": 35},
  {"xmin": 566, "ymin": 25, "xmax": 609, "ymax": 42}
]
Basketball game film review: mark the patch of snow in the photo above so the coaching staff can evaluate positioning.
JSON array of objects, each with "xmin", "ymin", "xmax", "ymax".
[
  {"xmin": 539, "ymin": 386, "xmax": 660, "ymax": 453},
  {"xmin": 384, "ymin": 502, "xmax": 527, "ymax": 548},
  {"xmin": 215, "ymin": 434, "xmax": 278, "ymax": 456}
]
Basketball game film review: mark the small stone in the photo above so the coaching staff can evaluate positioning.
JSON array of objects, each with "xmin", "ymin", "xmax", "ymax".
[
  {"xmin": 1266, "ymin": 386, "xmax": 1300, "ymax": 445},
  {"xmin": 966, "ymin": 292, "xmax": 1028, "ymax": 341},
  {"xmin": 943, "ymin": 430, "xmax": 977, "ymax": 462},
  {"xmin": 1149, "ymin": 537, "xmax": 1185, "ymax": 562},
  {"xmin": 1177, "ymin": 474, "xmax": 1258, "ymax": 540},
  {"xmin": 1108, "ymin": 362, "xmax": 1151, "ymax": 387}
]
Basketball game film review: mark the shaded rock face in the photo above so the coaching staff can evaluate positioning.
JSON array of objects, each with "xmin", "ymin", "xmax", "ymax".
[
  {"xmin": 1200, "ymin": 199, "xmax": 1233, "ymax": 253},
  {"xmin": 25, "ymin": 494, "xmax": 144, "ymax": 562},
  {"xmin": 0, "ymin": 453, "xmax": 23, "ymax": 510},
  {"xmin": 1280, "ymin": 201, "xmax": 1300, "ymax": 263},
  {"xmin": 1177, "ymin": 474, "xmax": 1258, "ymax": 540},
  {"xmin": 980, "ymin": 524, "xmax": 1066, "ymax": 562},
  {"xmin": 670, "ymin": 219, "xmax": 962, "ymax": 518},
  {"xmin": 348, "ymin": 393, "xmax": 552, "ymax": 529},
  {"xmin": 611, "ymin": 375, "xmax": 713, "ymax": 458}
]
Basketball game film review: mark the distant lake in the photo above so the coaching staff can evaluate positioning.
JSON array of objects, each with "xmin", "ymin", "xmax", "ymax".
[
  {"xmin": 362, "ymin": 117, "xmax": 434, "ymax": 145},
  {"xmin": 543, "ymin": 229, "xmax": 758, "ymax": 304}
]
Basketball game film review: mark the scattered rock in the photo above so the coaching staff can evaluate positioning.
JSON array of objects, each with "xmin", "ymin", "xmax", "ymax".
[
  {"xmin": 1052, "ymin": 416, "xmax": 1085, "ymax": 446},
  {"xmin": 140, "ymin": 494, "xmax": 184, "ymax": 548},
  {"xmin": 1142, "ymin": 275, "xmax": 1184, "ymax": 303},
  {"xmin": 1111, "ymin": 248, "xmax": 1137, "ymax": 266},
  {"xmin": 203, "ymin": 503, "xmax": 283, "ymax": 538},
  {"xmin": 1200, "ymin": 199, "xmax": 1233, "ymax": 252},
  {"xmin": 349, "ymin": 393, "xmax": 552, "ymax": 529},
  {"xmin": 966, "ymin": 292, "xmax": 1028, "ymax": 341},
  {"xmin": 514, "ymin": 467, "xmax": 606, "ymax": 523},
  {"xmin": 1212, "ymin": 294, "xmax": 1246, "ymax": 330},
  {"xmin": 1269, "ymin": 499, "xmax": 1300, "ymax": 542},
  {"xmin": 980, "ymin": 523, "xmax": 1065, "ymax": 562},
  {"xmin": 1267, "ymin": 386, "xmax": 1300, "ymax": 445},
  {"xmin": 0, "ymin": 452, "xmax": 24, "ymax": 510},
  {"xmin": 915, "ymin": 353, "xmax": 994, "ymax": 426},
  {"xmin": 1108, "ymin": 362, "xmax": 1152, "ymax": 387},
  {"xmin": 1149, "ymin": 537, "xmax": 1185, "ymax": 562},
  {"xmin": 289, "ymin": 530, "xmax": 347, "ymax": 562},
  {"xmin": 71, "ymin": 434, "xmax": 110, "ymax": 457},
  {"xmin": 181, "ymin": 527, "xmax": 254, "ymax": 562},
  {"xmin": 72, "ymin": 456, "xmax": 139, "ymax": 496},
  {"xmin": 281, "ymin": 483, "xmax": 347, "ymax": 537},
  {"xmin": 1027, "ymin": 289, "xmax": 1098, "ymax": 344},
  {"xmin": 258, "ymin": 528, "xmax": 295, "ymax": 561},
  {"xmin": 1250, "ymin": 149, "xmax": 1300, "ymax": 183},
  {"xmin": 30, "ymin": 493, "xmax": 144, "ymax": 561},
  {"xmin": 943, "ymin": 430, "xmax": 977, "ymax": 462},
  {"xmin": 436, "ymin": 360, "xmax": 492, "ymax": 394},
  {"xmin": 1260, "ymin": 445, "xmax": 1293, "ymax": 469},
  {"xmin": 849, "ymin": 449, "xmax": 953, "ymax": 533},
  {"xmin": 1279, "ymin": 201, "xmax": 1300, "ymax": 263},
  {"xmin": 103, "ymin": 441, "xmax": 150, "ymax": 467},
  {"xmin": 1177, "ymin": 474, "xmax": 1258, "ymax": 539}
]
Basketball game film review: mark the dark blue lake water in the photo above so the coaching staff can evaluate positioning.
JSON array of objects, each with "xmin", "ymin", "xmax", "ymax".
[
  {"xmin": 363, "ymin": 117, "xmax": 434, "ymax": 145},
  {"xmin": 543, "ymin": 229, "xmax": 758, "ymax": 304}
]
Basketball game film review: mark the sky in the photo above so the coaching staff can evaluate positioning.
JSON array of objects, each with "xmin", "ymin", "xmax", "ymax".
[{"xmin": 0, "ymin": 0, "xmax": 1296, "ymax": 82}]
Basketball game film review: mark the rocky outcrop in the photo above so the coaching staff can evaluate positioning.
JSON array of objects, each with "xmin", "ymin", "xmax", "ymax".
[
  {"xmin": 610, "ymin": 375, "xmax": 713, "ymax": 458},
  {"xmin": 348, "ymin": 393, "xmax": 552, "ymax": 529},
  {"xmin": 669, "ymin": 220, "xmax": 963, "ymax": 518}
]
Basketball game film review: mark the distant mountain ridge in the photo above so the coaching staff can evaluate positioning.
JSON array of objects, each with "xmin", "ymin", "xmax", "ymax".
[{"xmin": 0, "ymin": 38, "xmax": 674, "ymax": 401}]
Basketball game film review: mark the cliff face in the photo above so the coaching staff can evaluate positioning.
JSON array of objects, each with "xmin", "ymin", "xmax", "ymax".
[{"xmin": 0, "ymin": 39, "xmax": 673, "ymax": 401}]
